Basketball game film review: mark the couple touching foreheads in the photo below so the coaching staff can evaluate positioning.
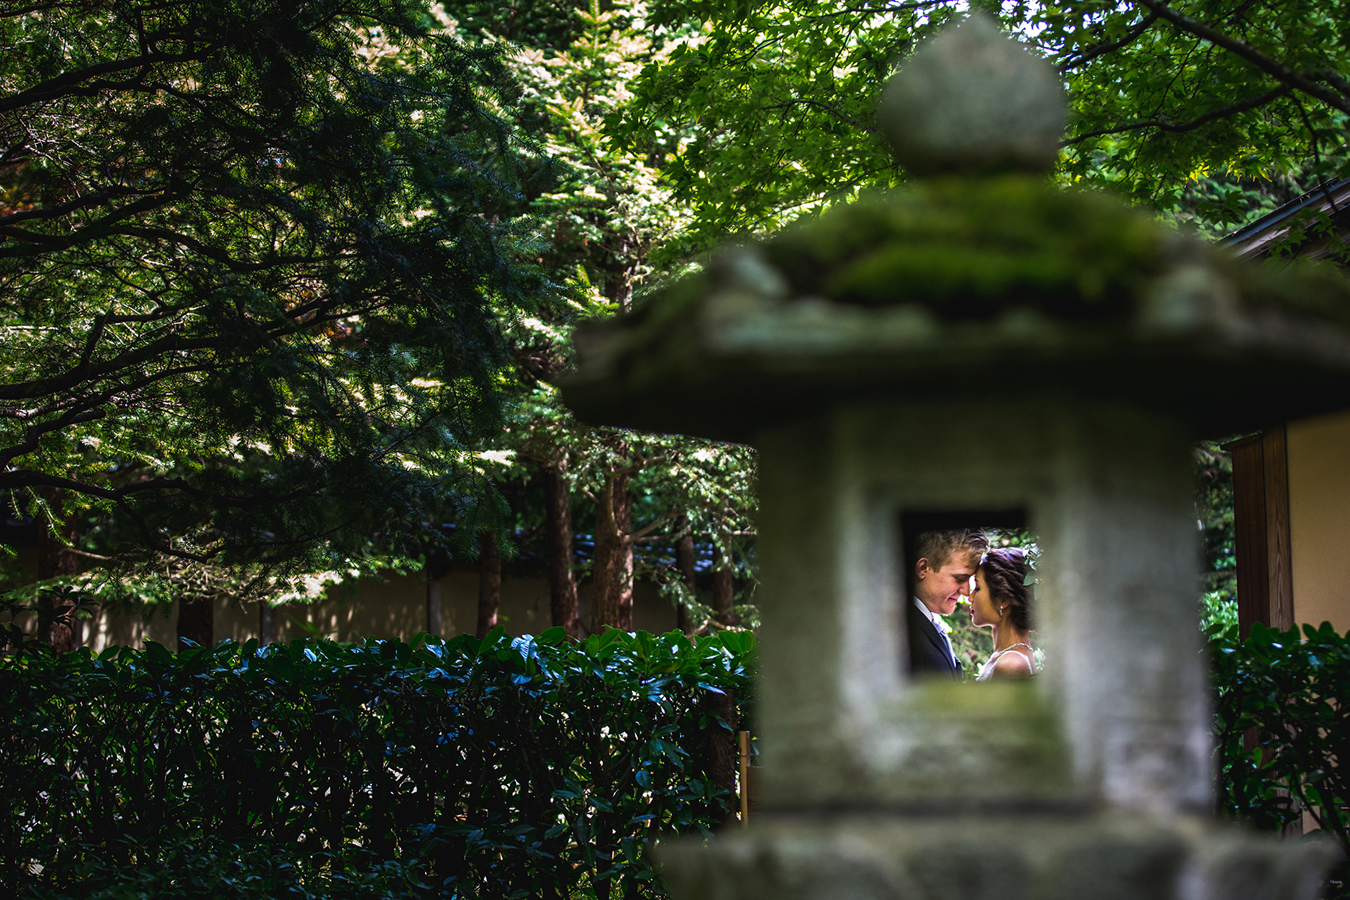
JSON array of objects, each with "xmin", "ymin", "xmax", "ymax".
[{"xmin": 907, "ymin": 528, "xmax": 1035, "ymax": 681}]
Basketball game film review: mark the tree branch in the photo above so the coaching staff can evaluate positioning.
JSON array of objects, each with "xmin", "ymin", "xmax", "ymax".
[
  {"xmin": 624, "ymin": 510, "xmax": 674, "ymax": 545},
  {"xmin": 1058, "ymin": 12, "xmax": 1159, "ymax": 74},
  {"xmin": 1061, "ymin": 84, "xmax": 1291, "ymax": 145},
  {"xmin": 0, "ymin": 183, "xmax": 194, "ymax": 253},
  {"xmin": 0, "ymin": 51, "xmax": 206, "ymax": 114},
  {"xmin": 1134, "ymin": 0, "xmax": 1350, "ymax": 114},
  {"xmin": 0, "ymin": 407, "xmax": 107, "ymax": 469},
  {"xmin": 0, "ymin": 332, "xmax": 219, "ymax": 401},
  {"xmin": 611, "ymin": 453, "xmax": 669, "ymax": 480},
  {"xmin": 77, "ymin": 315, "xmax": 111, "ymax": 373},
  {"xmin": 66, "ymin": 548, "xmax": 116, "ymax": 563},
  {"xmin": 0, "ymin": 187, "xmax": 121, "ymax": 227},
  {"xmin": 798, "ymin": 0, "xmax": 958, "ymax": 21},
  {"xmin": 760, "ymin": 97, "xmax": 871, "ymax": 132},
  {"xmin": 0, "ymin": 468, "xmax": 186, "ymax": 501}
]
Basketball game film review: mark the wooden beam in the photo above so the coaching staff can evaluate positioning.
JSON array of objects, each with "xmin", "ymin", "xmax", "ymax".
[
  {"xmin": 1227, "ymin": 434, "xmax": 1269, "ymax": 639},
  {"xmin": 1262, "ymin": 427, "xmax": 1294, "ymax": 630},
  {"xmin": 1224, "ymin": 428, "xmax": 1295, "ymax": 638}
]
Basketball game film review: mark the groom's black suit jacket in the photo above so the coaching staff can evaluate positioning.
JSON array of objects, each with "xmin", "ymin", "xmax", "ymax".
[{"xmin": 907, "ymin": 600, "xmax": 961, "ymax": 679}]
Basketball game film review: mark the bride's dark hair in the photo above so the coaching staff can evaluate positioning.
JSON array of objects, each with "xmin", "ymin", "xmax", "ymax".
[{"xmin": 980, "ymin": 548, "xmax": 1033, "ymax": 632}]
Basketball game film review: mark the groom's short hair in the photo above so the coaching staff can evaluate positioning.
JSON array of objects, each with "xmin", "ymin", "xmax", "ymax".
[{"xmin": 914, "ymin": 528, "xmax": 988, "ymax": 570}]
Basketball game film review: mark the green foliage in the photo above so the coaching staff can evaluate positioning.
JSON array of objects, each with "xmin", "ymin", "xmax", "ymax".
[
  {"xmin": 0, "ymin": 627, "xmax": 755, "ymax": 898},
  {"xmin": 1051, "ymin": 0, "xmax": 1350, "ymax": 229},
  {"xmin": 566, "ymin": 427, "xmax": 758, "ymax": 623},
  {"xmin": 0, "ymin": 0, "xmax": 549, "ymax": 573},
  {"xmin": 1200, "ymin": 590, "xmax": 1238, "ymax": 633},
  {"xmin": 1211, "ymin": 622, "xmax": 1350, "ymax": 892},
  {"xmin": 455, "ymin": 1, "xmax": 760, "ymax": 634},
  {"xmin": 492, "ymin": 371, "xmax": 759, "ymax": 632},
  {"xmin": 452, "ymin": 0, "xmax": 589, "ymax": 50},
  {"xmin": 619, "ymin": 0, "xmax": 1350, "ymax": 248},
  {"xmin": 501, "ymin": 0, "xmax": 699, "ymax": 307},
  {"xmin": 1167, "ymin": 166, "xmax": 1350, "ymax": 240},
  {"xmin": 1195, "ymin": 441, "xmax": 1237, "ymax": 608},
  {"xmin": 620, "ymin": 0, "xmax": 930, "ymax": 252},
  {"xmin": 639, "ymin": 438, "xmax": 759, "ymax": 628}
]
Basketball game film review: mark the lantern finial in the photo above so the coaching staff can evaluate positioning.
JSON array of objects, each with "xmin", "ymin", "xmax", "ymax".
[{"xmin": 880, "ymin": 12, "xmax": 1066, "ymax": 176}]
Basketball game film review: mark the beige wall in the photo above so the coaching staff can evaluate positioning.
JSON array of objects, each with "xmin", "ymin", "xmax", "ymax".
[
  {"xmin": 1287, "ymin": 408, "xmax": 1350, "ymax": 633},
  {"xmin": 79, "ymin": 572, "xmax": 684, "ymax": 653},
  {"xmin": 85, "ymin": 601, "xmax": 179, "ymax": 650}
]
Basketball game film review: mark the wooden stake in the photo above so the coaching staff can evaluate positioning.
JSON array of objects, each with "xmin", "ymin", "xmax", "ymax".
[{"xmin": 738, "ymin": 730, "xmax": 750, "ymax": 828}]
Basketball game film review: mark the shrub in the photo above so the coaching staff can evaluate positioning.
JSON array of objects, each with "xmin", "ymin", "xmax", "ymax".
[
  {"xmin": 0, "ymin": 627, "xmax": 754, "ymax": 899},
  {"xmin": 1211, "ymin": 621, "xmax": 1350, "ymax": 893}
]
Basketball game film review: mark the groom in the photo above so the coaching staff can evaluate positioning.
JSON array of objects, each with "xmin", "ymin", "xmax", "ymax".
[{"xmin": 907, "ymin": 528, "xmax": 988, "ymax": 678}]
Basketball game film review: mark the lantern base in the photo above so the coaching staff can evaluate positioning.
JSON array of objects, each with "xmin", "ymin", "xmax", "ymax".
[{"xmin": 655, "ymin": 812, "xmax": 1335, "ymax": 899}]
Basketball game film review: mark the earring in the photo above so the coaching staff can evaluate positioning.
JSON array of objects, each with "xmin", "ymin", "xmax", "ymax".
[{"xmin": 999, "ymin": 605, "xmax": 1006, "ymax": 619}]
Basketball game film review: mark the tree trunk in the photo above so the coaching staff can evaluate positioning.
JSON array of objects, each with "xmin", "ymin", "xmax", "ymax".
[
  {"xmin": 544, "ymin": 464, "xmax": 580, "ymax": 637},
  {"xmin": 590, "ymin": 472, "xmax": 633, "ymax": 631},
  {"xmin": 674, "ymin": 524, "xmax": 696, "ymax": 635},
  {"xmin": 707, "ymin": 687, "xmax": 739, "ymax": 828},
  {"xmin": 614, "ymin": 477, "xmax": 634, "ymax": 631},
  {"xmin": 590, "ymin": 475, "xmax": 621, "ymax": 630},
  {"xmin": 713, "ymin": 544, "xmax": 736, "ymax": 627},
  {"xmin": 476, "ymin": 532, "xmax": 500, "ymax": 639},
  {"xmin": 177, "ymin": 594, "xmax": 213, "ymax": 650},
  {"xmin": 36, "ymin": 488, "xmax": 79, "ymax": 652}
]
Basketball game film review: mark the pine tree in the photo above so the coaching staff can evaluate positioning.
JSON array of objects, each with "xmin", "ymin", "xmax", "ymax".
[{"xmin": 1, "ymin": 1, "xmax": 548, "ymax": 585}]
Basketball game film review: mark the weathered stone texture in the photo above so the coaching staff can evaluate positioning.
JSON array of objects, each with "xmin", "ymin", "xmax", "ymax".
[
  {"xmin": 657, "ymin": 816, "xmax": 1337, "ymax": 900},
  {"xmin": 879, "ymin": 12, "xmax": 1065, "ymax": 176}
]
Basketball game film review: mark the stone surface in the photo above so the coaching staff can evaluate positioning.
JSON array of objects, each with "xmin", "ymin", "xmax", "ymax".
[
  {"xmin": 656, "ymin": 814, "xmax": 1337, "ymax": 900},
  {"xmin": 752, "ymin": 401, "xmax": 1206, "ymax": 813},
  {"xmin": 562, "ymin": 206, "xmax": 1350, "ymax": 443},
  {"xmin": 879, "ymin": 13, "xmax": 1065, "ymax": 176}
]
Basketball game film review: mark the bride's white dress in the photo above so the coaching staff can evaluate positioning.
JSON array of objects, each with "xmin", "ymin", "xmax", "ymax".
[{"xmin": 975, "ymin": 644, "xmax": 1034, "ymax": 681}]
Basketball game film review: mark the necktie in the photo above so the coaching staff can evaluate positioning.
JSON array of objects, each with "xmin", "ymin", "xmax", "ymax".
[{"xmin": 934, "ymin": 617, "xmax": 956, "ymax": 666}]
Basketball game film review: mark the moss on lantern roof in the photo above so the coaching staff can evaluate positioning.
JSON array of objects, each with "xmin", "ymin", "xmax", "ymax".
[
  {"xmin": 602, "ymin": 173, "xmax": 1350, "ymax": 347},
  {"xmin": 762, "ymin": 177, "xmax": 1169, "ymax": 321},
  {"xmin": 757, "ymin": 176, "xmax": 1350, "ymax": 329}
]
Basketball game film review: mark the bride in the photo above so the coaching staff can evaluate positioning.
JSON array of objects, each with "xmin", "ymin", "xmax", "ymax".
[{"xmin": 969, "ymin": 548, "xmax": 1035, "ymax": 680}]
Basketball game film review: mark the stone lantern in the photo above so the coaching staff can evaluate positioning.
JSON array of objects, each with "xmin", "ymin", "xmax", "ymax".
[{"xmin": 562, "ymin": 14, "xmax": 1346, "ymax": 898}]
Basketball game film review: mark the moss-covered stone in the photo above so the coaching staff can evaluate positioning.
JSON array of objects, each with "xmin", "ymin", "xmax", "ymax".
[{"xmin": 762, "ymin": 177, "xmax": 1170, "ymax": 320}]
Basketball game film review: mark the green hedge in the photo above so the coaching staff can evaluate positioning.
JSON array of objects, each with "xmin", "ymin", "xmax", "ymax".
[
  {"xmin": 13, "ymin": 617, "xmax": 1342, "ymax": 898},
  {"xmin": 1212, "ymin": 622, "xmax": 1350, "ymax": 893},
  {"xmin": 0, "ymin": 627, "xmax": 754, "ymax": 899}
]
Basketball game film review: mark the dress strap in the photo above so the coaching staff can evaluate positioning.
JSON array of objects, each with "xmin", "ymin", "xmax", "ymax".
[{"xmin": 989, "ymin": 644, "xmax": 1034, "ymax": 674}]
